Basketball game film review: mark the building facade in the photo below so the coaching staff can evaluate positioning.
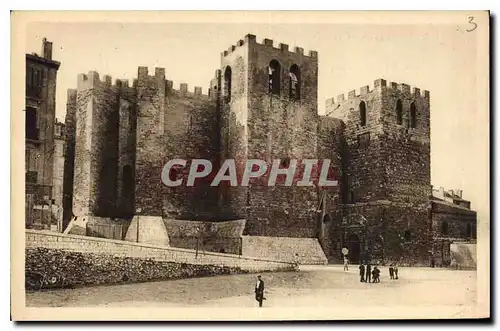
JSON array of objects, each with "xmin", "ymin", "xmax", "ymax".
[
  {"xmin": 25, "ymin": 38, "xmax": 61, "ymax": 229},
  {"xmin": 61, "ymin": 34, "xmax": 477, "ymax": 265}
]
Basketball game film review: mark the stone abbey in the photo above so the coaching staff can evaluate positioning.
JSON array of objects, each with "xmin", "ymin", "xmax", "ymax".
[{"xmin": 60, "ymin": 34, "xmax": 477, "ymax": 266}]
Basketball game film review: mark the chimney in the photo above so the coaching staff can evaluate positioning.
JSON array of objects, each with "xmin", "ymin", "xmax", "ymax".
[
  {"xmin": 41, "ymin": 38, "xmax": 53, "ymax": 60},
  {"xmin": 454, "ymin": 189, "xmax": 463, "ymax": 198}
]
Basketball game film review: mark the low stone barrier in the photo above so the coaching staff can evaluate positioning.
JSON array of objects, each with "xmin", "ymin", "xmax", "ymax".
[
  {"xmin": 25, "ymin": 230, "xmax": 295, "ymax": 289},
  {"xmin": 25, "ymin": 247, "xmax": 250, "ymax": 290}
]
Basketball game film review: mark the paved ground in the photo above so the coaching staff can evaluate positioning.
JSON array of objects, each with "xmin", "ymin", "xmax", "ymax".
[{"xmin": 25, "ymin": 265, "xmax": 479, "ymax": 318}]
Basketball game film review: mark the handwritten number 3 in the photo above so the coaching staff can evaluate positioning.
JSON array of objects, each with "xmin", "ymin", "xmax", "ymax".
[{"xmin": 467, "ymin": 16, "xmax": 477, "ymax": 32}]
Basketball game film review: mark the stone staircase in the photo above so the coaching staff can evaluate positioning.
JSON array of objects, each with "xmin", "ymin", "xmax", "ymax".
[
  {"xmin": 450, "ymin": 242, "xmax": 477, "ymax": 269},
  {"xmin": 241, "ymin": 236, "xmax": 328, "ymax": 265}
]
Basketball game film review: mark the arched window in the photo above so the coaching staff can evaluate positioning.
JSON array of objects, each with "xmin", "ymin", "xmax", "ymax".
[
  {"xmin": 323, "ymin": 214, "xmax": 332, "ymax": 224},
  {"xmin": 410, "ymin": 102, "xmax": 417, "ymax": 128},
  {"xmin": 224, "ymin": 66, "xmax": 232, "ymax": 103},
  {"xmin": 289, "ymin": 64, "xmax": 300, "ymax": 100},
  {"xmin": 268, "ymin": 60, "xmax": 281, "ymax": 95},
  {"xmin": 441, "ymin": 221, "xmax": 449, "ymax": 235},
  {"xmin": 404, "ymin": 230, "xmax": 412, "ymax": 241},
  {"xmin": 396, "ymin": 99, "xmax": 403, "ymax": 125},
  {"xmin": 359, "ymin": 101, "xmax": 367, "ymax": 126}
]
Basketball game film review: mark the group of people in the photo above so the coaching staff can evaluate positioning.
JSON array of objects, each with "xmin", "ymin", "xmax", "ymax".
[
  {"xmin": 358, "ymin": 262, "xmax": 381, "ymax": 283},
  {"xmin": 356, "ymin": 262, "xmax": 399, "ymax": 283},
  {"xmin": 389, "ymin": 263, "xmax": 399, "ymax": 280}
]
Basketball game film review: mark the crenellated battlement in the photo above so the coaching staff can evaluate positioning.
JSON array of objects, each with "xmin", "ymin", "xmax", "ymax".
[
  {"xmin": 328, "ymin": 78, "xmax": 430, "ymax": 105},
  {"xmin": 137, "ymin": 66, "xmax": 166, "ymax": 88},
  {"xmin": 221, "ymin": 34, "xmax": 318, "ymax": 59},
  {"xmin": 77, "ymin": 71, "xmax": 138, "ymax": 93},
  {"xmin": 166, "ymin": 80, "xmax": 211, "ymax": 99}
]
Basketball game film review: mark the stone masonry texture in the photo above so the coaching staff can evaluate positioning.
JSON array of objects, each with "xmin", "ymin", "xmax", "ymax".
[
  {"xmin": 25, "ymin": 229, "xmax": 296, "ymax": 288},
  {"xmin": 25, "ymin": 247, "xmax": 249, "ymax": 290},
  {"xmin": 63, "ymin": 34, "xmax": 477, "ymax": 266}
]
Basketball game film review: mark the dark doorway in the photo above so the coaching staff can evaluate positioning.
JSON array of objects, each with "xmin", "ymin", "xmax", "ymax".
[{"xmin": 345, "ymin": 233, "xmax": 361, "ymax": 264}]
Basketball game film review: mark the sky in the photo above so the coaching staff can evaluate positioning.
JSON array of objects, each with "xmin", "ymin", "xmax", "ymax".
[{"xmin": 25, "ymin": 18, "xmax": 489, "ymax": 223}]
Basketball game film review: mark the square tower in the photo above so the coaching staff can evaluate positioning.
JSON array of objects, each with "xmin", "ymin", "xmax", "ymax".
[
  {"xmin": 326, "ymin": 79, "xmax": 432, "ymax": 264},
  {"xmin": 219, "ymin": 34, "xmax": 321, "ymax": 237},
  {"xmin": 326, "ymin": 79, "xmax": 431, "ymax": 204}
]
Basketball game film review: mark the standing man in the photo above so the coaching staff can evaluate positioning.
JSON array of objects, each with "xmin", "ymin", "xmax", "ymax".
[
  {"xmin": 359, "ymin": 263, "xmax": 365, "ymax": 282},
  {"xmin": 255, "ymin": 275, "xmax": 265, "ymax": 307},
  {"xmin": 366, "ymin": 262, "xmax": 372, "ymax": 283}
]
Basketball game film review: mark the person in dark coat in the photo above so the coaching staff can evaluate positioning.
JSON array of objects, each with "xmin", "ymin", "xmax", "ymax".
[
  {"xmin": 365, "ymin": 263, "xmax": 372, "ymax": 283},
  {"xmin": 255, "ymin": 275, "xmax": 265, "ymax": 307},
  {"xmin": 389, "ymin": 264, "xmax": 394, "ymax": 280},
  {"xmin": 372, "ymin": 266, "xmax": 381, "ymax": 283},
  {"xmin": 359, "ymin": 263, "xmax": 365, "ymax": 282}
]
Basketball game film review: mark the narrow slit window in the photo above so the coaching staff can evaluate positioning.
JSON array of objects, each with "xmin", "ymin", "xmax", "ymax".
[
  {"xmin": 224, "ymin": 66, "xmax": 232, "ymax": 103},
  {"xmin": 359, "ymin": 101, "xmax": 367, "ymax": 126},
  {"xmin": 396, "ymin": 99, "xmax": 403, "ymax": 125},
  {"xmin": 410, "ymin": 102, "xmax": 417, "ymax": 128}
]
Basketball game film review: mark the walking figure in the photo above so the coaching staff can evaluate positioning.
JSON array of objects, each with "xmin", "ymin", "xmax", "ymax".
[
  {"xmin": 255, "ymin": 275, "xmax": 265, "ymax": 307},
  {"xmin": 372, "ymin": 266, "xmax": 381, "ymax": 283},
  {"xmin": 359, "ymin": 263, "xmax": 365, "ymax": 282},
  {"xmin": 365, "ymin": 262, "xmax": 372, "ymax": 283},
  {"xmin": 389, "ymin": 264, "xmax": 394, "ymax": 280},
  {"xmin": 394, "ymin": 264, "xmax": 399, "ymax": 280},
  {"xmin": 343, "ymin": 256, "xmax": 349, "ymax": 271}
]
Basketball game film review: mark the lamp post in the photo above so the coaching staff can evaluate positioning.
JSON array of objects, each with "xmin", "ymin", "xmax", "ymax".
[
  {"xmin": 135, "ymin": 208, "xmax": 141, "ymax": 243},
  {"xmin": 195, "ymin": 226, "xmax": 200, "ymax": 259}
]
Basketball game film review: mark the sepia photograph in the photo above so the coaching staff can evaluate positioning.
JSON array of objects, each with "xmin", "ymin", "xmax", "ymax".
[{"xmin": 10, "ymin": 10, "xmax": 490, "ymax": 321}]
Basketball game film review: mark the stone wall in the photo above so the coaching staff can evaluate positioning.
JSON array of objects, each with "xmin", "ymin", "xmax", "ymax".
[
  {"xmin": 62, "ymin": 90, "xmax": 77, "ymax": 230},
  {"xmin": 317, "ymin": 116, "xmax": 344, "ymax": 260},
  {"xmin": 431, "ymin": 200, "xmax": 477, "ymax": 239},
  {"xmin": 165, "ymin": 219, "xmax": 246, "ymax": 254},
  {"xmin": 336, "ymin": 202, "xmax": 432, "ymax": 266},
  {"xmin": 134, "ymin": 67, "xmax": 166, "ymax": 216},
  {"xmin": 162, "ymin": 84, "xmax": 219, "ymax": 219},
  {"xmin": 219, "ymin": 41, "xmax": 249, "ymax": 220},
  {"xmin": 241, "ymin": 235, "xmax": 328, "ymax": 265},
  {"xmin": 25, "ymin": 247, "xmax": 250, "ymax": 290},
  {"xmin": 116, "ymin": 81, "xmax": 137, "ymax": 217},
  {"xmin": 72, "ymin": 72, "xmax": 120, "ymax": 217},
  {"xmin": 25, "ymin": 230, "xmax": 295, "ymax": 272}
]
